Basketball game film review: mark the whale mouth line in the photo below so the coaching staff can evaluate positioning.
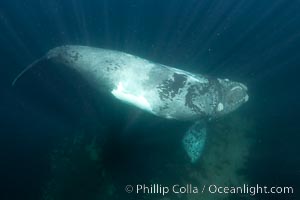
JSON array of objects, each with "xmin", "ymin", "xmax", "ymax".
[
  {"xmin": 234, "ymin": 93, "xmax": 249, "ymax": 104},
  {"xmin": 230, "ymin": 86, "xmax": 243, "ymax": 92}
]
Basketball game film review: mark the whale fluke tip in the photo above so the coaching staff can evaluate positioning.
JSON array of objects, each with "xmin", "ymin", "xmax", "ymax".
[{"xmin": 12, "ymin": 56, "xmax": 46, "ymax": 87}]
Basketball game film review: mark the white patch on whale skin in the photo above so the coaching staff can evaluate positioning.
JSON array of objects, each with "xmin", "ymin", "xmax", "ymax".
[
  {"xmin": 244, "ymin": 94, "xmax": 249, "ymax": 102},
  {"xmin": 217, "ymin": 103, "xmax": 224, "ymax": 111},
  {"xmin": 111, "ymin": 82, "xmax": 153, "ymax": 113},
  {"xmin": 165, "ymin": 114, "xmax": 175, "ymax": 119}
]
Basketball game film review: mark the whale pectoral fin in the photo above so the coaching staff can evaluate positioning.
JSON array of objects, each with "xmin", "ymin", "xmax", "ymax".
[{"xmin": 182, "ymin": 121, "xmax": 207, "ymax": 163}]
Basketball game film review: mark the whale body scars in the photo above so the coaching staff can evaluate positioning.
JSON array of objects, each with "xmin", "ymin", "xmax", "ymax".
[{"xmin": 13, "ymin": 45, "xmax": 249, "ymax": 163}]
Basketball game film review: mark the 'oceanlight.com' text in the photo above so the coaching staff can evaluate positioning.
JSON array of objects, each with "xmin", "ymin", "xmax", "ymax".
[{"xmin": 124, "ymin": 184, "xmax": 294, "ymax": 197}]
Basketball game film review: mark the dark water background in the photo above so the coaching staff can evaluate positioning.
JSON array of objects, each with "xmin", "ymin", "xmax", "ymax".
[{"xmin": 0, "ymin": 0, "xmax": 299, "ymax": 199}]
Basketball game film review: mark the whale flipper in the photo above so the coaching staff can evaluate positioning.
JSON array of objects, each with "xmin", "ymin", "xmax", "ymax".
[{"xmin": 182, "ymin": 121, "xmax": 207, "ymax": 163}]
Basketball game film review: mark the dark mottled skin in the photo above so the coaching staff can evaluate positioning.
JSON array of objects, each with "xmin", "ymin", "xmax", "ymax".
[
  {"xmin": 185, "ymin": 85, "xmax": 203, "ymax": 114},
  {"xmin": 184, "ymin": 77, "xmax": 223, "ymax": 116},
  {"xmin": 105, "ymin": 59, "xmax": 120, "ymax": 72},
  {"xmin": 53, "ymin": 46, "xmax": 83, "ymax": 65},
  {"xmin": 157, "ymin": 73, "xmax": 187, "ymax": 101}
]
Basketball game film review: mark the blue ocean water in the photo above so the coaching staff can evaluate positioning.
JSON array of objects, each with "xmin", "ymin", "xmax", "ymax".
[{"xmin": 0, "ymin": 0, "xmax": 299, "ymax": 200}]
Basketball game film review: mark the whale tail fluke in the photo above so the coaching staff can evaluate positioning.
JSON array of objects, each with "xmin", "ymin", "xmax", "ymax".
[{"xmin": 12, "ymin": 56, "xmax": 47, "ymax": 86}]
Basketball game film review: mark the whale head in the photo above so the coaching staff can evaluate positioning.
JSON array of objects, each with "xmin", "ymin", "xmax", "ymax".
[{"xmin": 216, "ymin": 79, "xmax": 249, "ymax": 116}]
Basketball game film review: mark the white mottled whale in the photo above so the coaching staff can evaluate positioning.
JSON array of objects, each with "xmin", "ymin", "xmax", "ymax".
[{"xmin": 13, "ymin": 45, "xmax": 249, "ymax": 162}]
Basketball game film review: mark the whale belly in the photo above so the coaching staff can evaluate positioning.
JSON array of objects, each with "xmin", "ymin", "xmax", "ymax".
[{"xmin": 111, "ymin": 81, "xmax": 153, "ymax": 113}]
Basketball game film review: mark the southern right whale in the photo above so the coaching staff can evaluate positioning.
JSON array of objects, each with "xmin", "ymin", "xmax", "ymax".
[{"xmin": 13, "ymin": 45, "xmax": 249, "ymax": 162}]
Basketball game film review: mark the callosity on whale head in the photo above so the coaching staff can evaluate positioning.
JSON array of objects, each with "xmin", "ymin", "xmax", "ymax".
[{"xmin": 214, "ymin": 78, "xmax": 249, "ymax": 117}]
